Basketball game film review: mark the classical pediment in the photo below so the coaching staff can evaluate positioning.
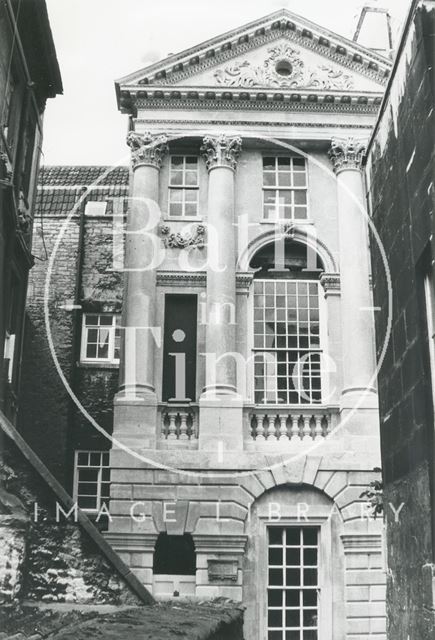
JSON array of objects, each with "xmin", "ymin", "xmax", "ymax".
[
  {"xmin": 116, "ymin": 9, "xmax": 391, "ymax": 112},
  {"xmin": 179, "ymin": 40, "xmax": 381, "ymax": 92}
]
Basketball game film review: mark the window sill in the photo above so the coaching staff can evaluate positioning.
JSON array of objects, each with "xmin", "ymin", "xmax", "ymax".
[
  {"xmin": 163, "ymin": 217, "xmax": 203, "ymax": 223},
  {"xmin": 260, "ymin": 219, "xmax": 314, "ymax": 225},
  {"xmin": 77, "ymin": 361, "xmax": 119, "ymax": 369}
]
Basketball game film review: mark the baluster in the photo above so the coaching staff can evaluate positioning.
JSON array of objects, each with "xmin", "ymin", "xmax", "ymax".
[
  {"xmin": 161, "ymin": 412, "xmax": 168, "ymax": 439},
  {"xmin": 302, "ymin": 415, "xmax": 312, "ymax": 441},
  {"xmin": 179, "ymin": 412, "xmax": 188, "ymax": 440},
  {"xmin": 168, "ymin": 412, "xmax": 177, "ymax": 440},
  {"xmin": 267, "ymin": 415, "xmax": 277, "ymax": 441},
  {"xmin": 256, "ymin": 414, "xmax": 265, "ymax": 441},
  {"xmin": 291, "ymin": 415, "xmax": 300, "ymax": 440},
  {"xmin": 314, "ymin": 415, "xmax": 323, "ymax": 440},
  {"xmin": 191, "ymin": 413, "xmax": 198, "ymax": 440},
  {"xmin": 279, "ymin": 414, "xmax": 289, "ymax": 441}
]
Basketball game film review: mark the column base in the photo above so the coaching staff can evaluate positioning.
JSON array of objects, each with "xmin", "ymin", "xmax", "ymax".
[
  {"xmin": 113, "ymin": 389, "xmax": 157, "ymax": 450},
  {"xmin": 198, "ymin": 394, "xmax": 243, "ymax": 454}
]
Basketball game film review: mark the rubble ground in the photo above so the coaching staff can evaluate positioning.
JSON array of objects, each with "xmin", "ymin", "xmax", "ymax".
[{"xmin": 0, "ymin": 600, "xmax": 244, "ymax": 639}]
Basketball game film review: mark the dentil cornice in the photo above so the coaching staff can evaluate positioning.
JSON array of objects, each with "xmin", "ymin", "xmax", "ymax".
[
  {"xmin": 329, "ymin": 136, "xmax": 368, "ymax": 173},
  {"xmin": 126, "ymin": 131, "xmax": 169, "ymax": 169},
  {"xmin": 201, "ymin": 134, "xmax": 242, "ymax": 171}
]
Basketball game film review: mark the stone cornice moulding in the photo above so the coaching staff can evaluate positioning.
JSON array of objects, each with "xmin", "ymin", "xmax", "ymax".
[
  {"xmin": 329, "ymin": 136, "xmax": 368, "ymax": 173},
  {"xmin": 104, "ymin": 532, "xmax": 158, "ymax": 552},
  {"xmin": 134, "ymin": 118, "xmax": 374, "ymax": 131},
  {"xmin": 341, "ymin": 533, "xmax": 383, "ymax": 553},
  {"xmin": 126, "ymin": 131, "xmax": 169, "ymax": 169},
  {"xmin": 133, "ymin": 94, "xmax": 382, "ymax": 114},
  {"xmin": 201, "ymin": 134, "xmax": 242, "ymax": 171},
  {"xmin": 193, "ymin": 534, "xmax": 248, "ymax": 554},
  {"xmin": 156, "ymin": 271, "xmax": 207, "ymax": 287}
]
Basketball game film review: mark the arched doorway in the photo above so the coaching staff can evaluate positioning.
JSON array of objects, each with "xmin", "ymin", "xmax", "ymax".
[{"xmin": 243, "ymin": 484, "xmax": 344, "ymax": 640}]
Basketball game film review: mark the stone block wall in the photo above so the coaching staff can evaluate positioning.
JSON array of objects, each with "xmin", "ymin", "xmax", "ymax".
[
  {"xmin": 18, "ymin": 169, "xmax": 128, "ymax": 487},
  {"xmin": 366, "ymin": 2, "xmax": 435, "ymax": 638},
  {"xmin": 0, "ymin": 425, "xmax": 144, "ymax": 605}
]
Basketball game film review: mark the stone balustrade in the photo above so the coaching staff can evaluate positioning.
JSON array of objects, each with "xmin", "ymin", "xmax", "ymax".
[
  {"xmin": 248, "ymin": 407, "xmax": 338, "ymax": 444},
  {"xmin": 160, "ymin": 404, "xmax": 198, "ymax": 442}
]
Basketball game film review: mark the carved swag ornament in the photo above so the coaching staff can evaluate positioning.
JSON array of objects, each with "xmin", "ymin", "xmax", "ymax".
[
  {"xmin": 159, "ymin": 223, "xmax": 206, "ymax": 249},
  {"xmin": 214, "ymin": 43, "xmax": 354, "ymax": 91}
]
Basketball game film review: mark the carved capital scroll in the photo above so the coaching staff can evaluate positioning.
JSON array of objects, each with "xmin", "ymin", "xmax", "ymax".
[
  {"xmin": 329, "ymin": 137, "xmax": 367, "ymax": 174},
  {"xmin": 201, "ymin": 134, "xmax": 242, "ymax": 172},
  {"xmin": 126, "ymin": 131, "xmax": 168, "ymax": 169}
]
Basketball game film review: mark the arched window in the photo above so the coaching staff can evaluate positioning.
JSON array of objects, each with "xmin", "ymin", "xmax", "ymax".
[
  {"xmin": 250, "ymin": 239, "xmax": 325, "ymax": 406},
  {"xmin": 153, "ymin": 533, "xmax": 196, "ymax": 575}
]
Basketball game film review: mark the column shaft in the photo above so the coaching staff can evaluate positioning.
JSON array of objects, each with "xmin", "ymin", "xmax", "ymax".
[
  {"xmin": 198, "ymin": 134, "xmax": 243, "ymax": 454},
  {"xmin": 204, "ymin": 165, "xmax": 237, "ymax": 395},
  {"xmin": 336, "ymin": 169, "xmax": 376, "ymax": 396},
  {"xmin": 113, "ymin": 132, "xmax": 167, "ymax": 449}
]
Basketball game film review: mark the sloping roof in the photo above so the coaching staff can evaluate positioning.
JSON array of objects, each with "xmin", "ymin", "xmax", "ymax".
[
  {"xmin": 36, "ymin": 166, "xmax": 130, "ymax": 216},
  {"xmin": 39, "ymin": 165, "xmax": 129, "ymax": 187},
  {"xmin": 0, "ymin": 407, "xmax": 153, "ymax": 605}
]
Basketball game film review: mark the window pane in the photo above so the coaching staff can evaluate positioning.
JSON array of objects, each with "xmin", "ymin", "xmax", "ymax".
[
  {"xmin": 171, "ymin": 156, "xmax": 183, "ymax": 167},
  {"xmin": 185, "ymin": 156, "xmax": 197, "ymax": 169},
  {"xmin": 185, "ymin": 171, "xmax": 197, "ymax": 186},
  {"xmin": 263, "ymin": 157, "xmax": 275, "ymax": 171},
  {"xmin": 170, "ymin": 189, "xmax": 183, "ymax": 202},
  {"xmin": 264, "ymin": 172, "xmax": 276, "ymax": 187},
  {"xmin": 270, "ymin": 528, "xmax": 283, "ymax": 545},
  {"xmin": 293, "ymin": 172, "xmax": 307, "ymax": 187},
  {"xmin": 278, "ymin": 172, "xmax": 291, "ymax": 187},
  {"xmin": 86, "ymin": 315, "xmax": 98, "ymax": 326},
  {"xmin": 277, "ymin": 157, "xmax": 291, "ymax": 168},
  {"xmin": 185, "ymin": 203, "xmax": 198, "ymax": 217},
  {"xmin": 78, "ymin": 496, "xmax": 97, "ymax": 509},
  {"xmin": 269, "ymin": 590, "xmax": 283, "ymax": 606},
  {"xmin": 294, "ymin": 191, "xmax": 307, "ymax": 205},
  {"xmin": 286, "ymin": 590, "xmax": 299, "ymax": 606},
  {"xmin": 293, "ymin": 158, "xmax": 305, "ymax": 170},
  {"xmin": 86, "ymin": 344, "xmax": 97, "ymax": 358},
  {"xmin": 269, "ymin": 569, "xmax": 284, "ymax": 586},
  {"xmin": 286, "ymin": 609, "xmax": 300, "ymax": 627},
  {"xmin": 169, "ymin": 203, "xmax": 182, "ymax": 217},
  {"xmin": 170, "ymin": 171, "xmax": 183, "ymax": 186}
]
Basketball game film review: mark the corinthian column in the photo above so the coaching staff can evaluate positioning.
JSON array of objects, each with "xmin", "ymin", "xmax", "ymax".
[
  {"xmin": 113, "ymin": 131, "xmax": 168, "ymax": 449},
  {"xmin": 329, "ymin": 138, "xmax": 378, "ymax": 424},
  {"xmin": 199, "ymin": 134, "xmax": 243, "ymax": 453}
]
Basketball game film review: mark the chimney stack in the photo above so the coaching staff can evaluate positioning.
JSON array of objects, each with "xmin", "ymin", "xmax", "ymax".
[{"xmin": 353, "ymin": 2, "xmax": 394, "ymax": 58}]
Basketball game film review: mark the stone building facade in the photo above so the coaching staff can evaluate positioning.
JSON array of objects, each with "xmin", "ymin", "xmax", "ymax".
[
  {"xmin": 21, "ymin": 9, "xmax": 395, "ymax": 640},
  {"xmin": 365, "ymin": 1, "xmax": 435, "ymax": 638},
  {"xmin": 0, "ymin": 0, "xmax": 62, "ymax": 425}
]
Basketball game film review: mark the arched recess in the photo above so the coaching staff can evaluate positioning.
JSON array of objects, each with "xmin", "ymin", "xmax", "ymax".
[
  {"xmin": 244, "ymin": 235, "xmax": 332, "ymax": 407},
  {"xmin": 153, "ymin": 532, "xmax": 196, "ymax": 575},
  {"xmin": 237, "ymin": 225, "xmax": 338, "ymax": 274},
  {"xmin": 243, "ymin": 484, "xmax": 345, "ymax": 640}
]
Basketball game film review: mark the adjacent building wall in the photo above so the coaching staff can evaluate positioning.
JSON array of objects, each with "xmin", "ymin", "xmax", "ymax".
[{"xmin": 366, "ymin": 2, "xmax": 435, "ymax": 637}]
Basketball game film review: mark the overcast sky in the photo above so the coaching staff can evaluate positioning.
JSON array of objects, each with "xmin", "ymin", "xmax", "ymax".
[{"xmin": 42, "ymin": 0, "xmax": 411, "ymax": 166}]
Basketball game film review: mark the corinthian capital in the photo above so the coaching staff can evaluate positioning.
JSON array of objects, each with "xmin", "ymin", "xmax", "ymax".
[
  {"xmin": 126, "ymin": 131, "xmax": 168, "ymax": 169},
  {"xmin": 329, "ymin": 137, "xmax": 368, "ymax": 174},
  {"xmin": 201, "ymin": 134, "xmax": 242, "ymax": 172}
]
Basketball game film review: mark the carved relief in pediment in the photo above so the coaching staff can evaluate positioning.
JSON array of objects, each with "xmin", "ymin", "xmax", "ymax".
[{"xmin": 214, "ymin": 43, "xmax": 354, "ymax": 90}]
